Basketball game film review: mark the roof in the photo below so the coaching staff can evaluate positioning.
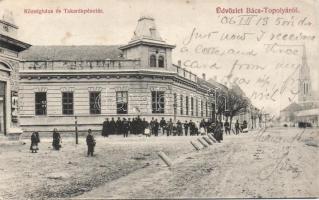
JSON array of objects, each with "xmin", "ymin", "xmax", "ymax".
[
  {"xmin": 20, "ymin": 45, "xmax": 123, "ymax": 61},
  {"xmin": 120, "ymin": 16, "xmax": 175, "ymax": 50},
  {"xmin": 130, "ymin": 16, "xmax": 164, "ymax": 43},
  {"xmin": 281, "ymin": 102, "xmax": 302, "ymax": 112}
]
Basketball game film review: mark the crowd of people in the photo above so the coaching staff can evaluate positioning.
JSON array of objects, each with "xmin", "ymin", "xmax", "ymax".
[
  {"xmin": 30, "ymin": 116, "xmax": 247, "ymax": 156},
  {"xmin": 101, "ymin": 116, "xmax": 246, "ymax": 139}
]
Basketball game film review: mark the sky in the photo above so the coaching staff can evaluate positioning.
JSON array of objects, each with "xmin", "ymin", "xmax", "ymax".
[{"xmin": 1, "ymin": 0, "xmax": 318, "ymax": 116}]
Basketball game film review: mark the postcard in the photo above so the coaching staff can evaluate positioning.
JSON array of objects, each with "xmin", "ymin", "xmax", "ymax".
[{"xmin": 0, "ymin": 0, "xmax": 318, "ymax": 199}]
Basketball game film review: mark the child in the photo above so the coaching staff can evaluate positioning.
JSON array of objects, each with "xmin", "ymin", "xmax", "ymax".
[
  {"xmin": 144, "ymin": 125, "xmax": 151, "ymax": 137},
  {"xmin": 30, "ymin": 132, "xmax": 39, "ymax": 153}
]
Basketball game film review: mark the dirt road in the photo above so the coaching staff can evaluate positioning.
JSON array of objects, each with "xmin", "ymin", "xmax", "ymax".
[{"xmin": 78, "ymin": 127, "xmax": 319, "ymax": 199}]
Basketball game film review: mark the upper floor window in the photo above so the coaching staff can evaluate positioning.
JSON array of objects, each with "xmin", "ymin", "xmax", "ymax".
[
  {"xmin": 158, "ymin": 56, "xmax": 164, "ymax": 68},
  {"xmin": 35, "ymin": 92, "xmax": 47, "ymax": 115},
  {"xmin": 150, "ymin": 55, "xmax": 156, "ymax": 67}
]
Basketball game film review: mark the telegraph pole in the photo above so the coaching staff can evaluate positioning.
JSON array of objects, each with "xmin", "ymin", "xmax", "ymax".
[{"xmin": 75, "ymin": 116, "xmax": 78, "ymax": 144}]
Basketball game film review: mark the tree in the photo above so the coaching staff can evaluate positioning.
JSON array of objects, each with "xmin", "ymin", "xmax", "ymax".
[{"xmin": 225, "ymin": 88, "xmax": 249, "ymax": 129}]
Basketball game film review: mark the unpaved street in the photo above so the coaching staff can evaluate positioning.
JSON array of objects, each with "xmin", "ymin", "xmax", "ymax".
[
  {"xmin": 0, "ymin": 127, "xmax": 318, "ymax": 199},
  {"xmin": 78, "ymin": 127, "xmax": 319, "ymax": 199}
]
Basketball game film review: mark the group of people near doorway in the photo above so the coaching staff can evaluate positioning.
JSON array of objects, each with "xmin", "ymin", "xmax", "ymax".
[{"xmin": 30, "ymin": 116, "xmax": 248, "ymax": 156}]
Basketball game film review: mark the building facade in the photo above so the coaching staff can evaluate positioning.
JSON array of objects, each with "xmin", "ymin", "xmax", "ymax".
[
  {"xmin": 19, "ymin": 17, "xmax": 222, "ymax": 133},
  {"xmin": 0, "ymin": 11, "xmax": 30, "ymax": 137}
]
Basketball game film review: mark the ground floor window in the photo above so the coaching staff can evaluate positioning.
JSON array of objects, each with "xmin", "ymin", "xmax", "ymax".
[
  {"xmin": 35, "ymin": 92, "xmax": 47, "ymax": 115},
  {"xmin": 90, "ymin": 91, "xmax": 101, "ymax": 114},
  {"xmin": 62, "ymin": 92, "xmax": 74, "ymax": 115},
  {"xmin": 180, "ymin": 95, "xmax": 183, "ymax": 115},
  {"xmin": 116, "ymin": 91, "xmax": 128, "ymax": 114},
  {"xmin": 196, "ymin": 98, "xmax": 198, "ymax": 116},
  {"xmin": 201, "ymin": 100, "xmax": 203, "ymax": 117},
  {"xmin": 186, "ymin": 96, "xmax": 189, "ymax": 115},
  {"xmin": 173, "ymin": 93, "xmax": 177, "ymax": 115},
  {"xmin": 206, "ymin": 101, "xmax": 208, "ymax": 117},
  {"xmin": 191, "ymin": 97, "xmax": 194, "ymax": 116},
  {"xmin": 152, "ymin": 91, "xmax": 165, "ymax": 113}
]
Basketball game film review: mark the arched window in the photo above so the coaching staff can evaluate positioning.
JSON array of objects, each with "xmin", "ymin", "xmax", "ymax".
[
  {"xmin": 158, "ymin": 56, "xmax": 164, "ymax": 68},
  {"xmin": 150, "ymin": 55, "xmax": 156, "ymax": 67}
]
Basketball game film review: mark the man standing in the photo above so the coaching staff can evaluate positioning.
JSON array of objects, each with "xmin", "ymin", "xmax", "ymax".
[
  {"xmin": 184, "ymin": 120, "xmax": 189, "ymax": 136},
  {"xmin": 153, "ymin": 119, "xmax": 159, "ymax": 136},
  {"xmin": 189, "ymin": 120, "xmax": 195, "ymax": 136},
  {"xmin": 176, "ymin": 120, "xmax": 183, "ymax": 136},
  {"xmin": 235, "ymin": 120, "xmax": 240, "ymax": 135},
  {"xmin": 116, "ymin": 117, "xmax": 122, "ymax": 135},
  {"xmin": 122, "ymin": 118, "xmax": 129, "ymax": 138},
  {"xmin": 160, "ymin": 117, "xmax": 167, "ymax": 135},
  {"xmin": 224, "ymin": 120, "xmax": 230, "ymax": 135},
  {"xmin": 128, "ymin": 118, "xmax": 132, "ymax": 135},
  {"xmin": 110, "ymin": 117, "xmax": 116, "ymax": 135},
  {"xmin": 102, "ymin": 118, "xmax": 110, "ymax": 137},
  {"xmin": 150, "ymin": 117, "xmax": 155, "ymax": 136},
  {"xmin": 136, "ymin": 116, "xmax": 143, "ymax": 134},
  {"xmin": 167, "ymin": 118, "xmax": 173, "ymax": 136},
  {"xmin": 86, "ymin": 129, "xmax": 96, "ymax": 157}
]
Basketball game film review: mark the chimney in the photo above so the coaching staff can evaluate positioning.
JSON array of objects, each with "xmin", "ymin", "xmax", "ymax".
[
  {"xmin": 178, "ymin": 60, "xmax": 181, "ymax": 67},
  {"xmin": 202, "ymin": 73, "xmax": 206, "ymax": 80}
]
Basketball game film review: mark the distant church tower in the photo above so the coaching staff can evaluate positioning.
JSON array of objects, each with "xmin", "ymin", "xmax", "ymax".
[{"xmin": 298, "ymin": 45, "xmax": 312, "ymax": 103}]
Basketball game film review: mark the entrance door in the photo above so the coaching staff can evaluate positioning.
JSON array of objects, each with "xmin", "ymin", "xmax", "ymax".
[{"xmin": 0, "ymin": 82, "xmax": 6, "ymax": 135}]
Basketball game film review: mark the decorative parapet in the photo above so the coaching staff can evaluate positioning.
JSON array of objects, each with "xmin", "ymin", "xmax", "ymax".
[{"xmin": 20, "ymin": 59, "xmax": 141, "ymax": 71}]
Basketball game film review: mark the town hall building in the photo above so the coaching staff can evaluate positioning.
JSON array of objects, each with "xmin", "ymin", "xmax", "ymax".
[{"xmin": 19, "ymin": 16, "xmax": 224, "ymax": 133}]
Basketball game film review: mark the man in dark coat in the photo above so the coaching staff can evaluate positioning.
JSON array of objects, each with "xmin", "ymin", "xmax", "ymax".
[
  {"xmin": 160, "ymin": 117, "xmax": 166, "ymax": 135},
  {"xmin": 184, "ymin": 121, "xmax": 189, "ymax": 136},
  {"xmin": 52, "ymin": 128, "xmax": 61, "ymax": 150},
  {"xmin": 150, "ymin": 117, "xmax": 155, "ymax": 136},
  {"xmin": 122, "ymin": 118, "xmax": 130, "ymax": 138},
  {"xmin": 153, "ymin": 119, "xmax": 159, "ymax": 136},
  {"xmin": 102, "ymin": 118, "xmax": 110, "ymax": 137},
  {"xmin": 176, "ymin": 120, "xmax": 183, "ymax": 136},
  {"xmin": 189, "ymin": 120, "xmax": 195, "ymax": 136},
  {"xmin": 214, "ymin": 122, "xmax": 223, "ymax": 142},
  {"xmin": 167, "ymin": 118, "xmax": 173, "ymax": 136},
  {"xmin": 130, "ymin": 118, "xmax": 135, "ymax": 134},
  {"xmin": 127, "ymin": 118, "xmax": 132, "ymax": 135},
  {"xmin": 109, "ymin": 117, "xmax": 116, "ymax": 135},
  {"xmin": 224, "ymin": 120, "xmax": 230, "ymax": 135},
  {"xmin": 136, "ymin": 116, "xmax": 143, "ymax": 134},
  {"xmin": 116, "ymin": 117, "xmax": 122, "ymax": 135},
  {"xmin": 86, "ymin": 129, "xmax": 96, "ymax": 157},
  {"xmin": 235, "ymin": 120, "xmax": 240, "ymax": 135}
]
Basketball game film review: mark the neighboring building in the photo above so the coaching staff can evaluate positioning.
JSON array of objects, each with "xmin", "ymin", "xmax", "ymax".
[
  {"xmin": 280, "ymin": 45, "xmax": 319, "ymax": 127},
  {"xmin": 230, "ymin": 84, "xmax": 262, "ymax": 129},
  {"xmin": 19, "ymin": 16, "xmax": 223, "ymax": 133},
  {"xmin": 0, "ymin": 10, "xmax": 30, "ymax": 137}
]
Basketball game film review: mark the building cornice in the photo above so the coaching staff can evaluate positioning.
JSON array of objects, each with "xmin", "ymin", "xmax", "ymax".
[
  {"xmin": 0, "ymin": 34, "xmax": 31, "ymax": 52},
  {"xmin": 119, "ymin": 40, "xmax": 176, "ymax": 50}
]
